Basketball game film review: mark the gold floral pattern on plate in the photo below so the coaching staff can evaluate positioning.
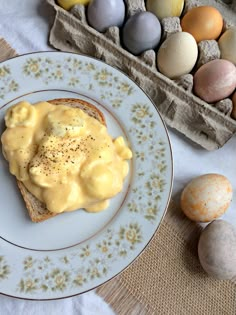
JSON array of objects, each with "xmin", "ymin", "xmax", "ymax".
[
  {"xmin": 0, "ymin": 256, "xmax": 10, "ymax": 281},
  {"xmin": 21, "ymin": 57, "xmax": 135, "ymax": 109},
  {"xmin": 0, "ymin": 65, "xmax": 19, "ymax": 99},
  {"xmin": 16, "ymin": 222, "xmax": 143, "ymax": 293}
]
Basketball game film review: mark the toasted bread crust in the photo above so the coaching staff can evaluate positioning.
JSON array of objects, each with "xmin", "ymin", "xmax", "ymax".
[
  {"xmin": 17, "ymin": 98, "xmax": 106, "ymax": 223},
  {"xmin": 17, "ymin": 180, "xmax": 58, "ymax": 222},
  {"xmin": 48, "ymin": 98, "xmax": 106, "ymax": 126}
]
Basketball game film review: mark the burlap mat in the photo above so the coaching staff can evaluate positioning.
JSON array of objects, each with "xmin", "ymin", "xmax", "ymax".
[
  {"xmin": 97, "ymin": 201, "xmax": 236, "ymax": 315},
  {"xmin": 0, "ymin": 38, "xmax": 17, "ymax": 62},
  {"xmin": 0, "ymin": 39, "xmax": 235, "ymax": 315}
]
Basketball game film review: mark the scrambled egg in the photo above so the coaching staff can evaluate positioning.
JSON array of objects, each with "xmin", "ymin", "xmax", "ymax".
[{"xmin": 1, "ymin": 101, "xmax": 132, "ymax": 213}]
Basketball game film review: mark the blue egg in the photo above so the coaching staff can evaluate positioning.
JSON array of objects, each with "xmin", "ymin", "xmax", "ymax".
[
  {"xmin": 87, "ymin": 0, "xmax": 125, "ymax": 33},
  {"xmin": 122, "ymin": 12, "xmax": 162, "ymax": 55}
]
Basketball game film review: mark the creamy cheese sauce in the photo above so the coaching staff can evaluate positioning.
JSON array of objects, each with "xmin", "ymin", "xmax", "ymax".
[{"xmin": 1, "ymin": 101, "xmax": 132, "ymax": 213}]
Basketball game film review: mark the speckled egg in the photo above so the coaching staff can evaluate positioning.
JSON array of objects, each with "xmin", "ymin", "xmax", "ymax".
[
  {"xmin": 193, "ymin": 59, "xmax": 236, "ymax": 103},
  {"xmin": 122, "ymin": 12, "xmax": 162, "ymax": 55},
  {"xmin": 87, "ymin": 0, "xmax": 125, "ymax": 33},
  {"xmin": 58, "ymin": 0, "xmax": 90, "ymax": 10},
  {"xmin": 157, "ymin": 32, "xmax": 198, "ymax": 79},
  {"xmin": 181, "ymin": 174, "xmax": 233, "ymax": 222},
  {"xmin": 232, "ymin": 92, "xmax": 236, "ymax": 119},
  {"xmin": 218, "ymin": 27, "xmax": 236, "ymax": 65},
  {"xmin": 146, "ymin": 0, "xmax": 184, "ymax": 20},
  {"xmin": 198, "ymin": 220, "xmax": 236, "ymax": 280},
  {"xmin": 181, "ymin": 6, "xmax": 223, "ymax": 43}
]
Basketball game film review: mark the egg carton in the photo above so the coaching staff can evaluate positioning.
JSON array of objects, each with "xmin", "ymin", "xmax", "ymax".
[{"xmin": 47, "ymin": 0, "xmax": 236, "ymax": 150}]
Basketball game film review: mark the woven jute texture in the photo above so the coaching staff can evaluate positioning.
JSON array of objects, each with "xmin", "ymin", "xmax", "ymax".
[
  {"xmin": 1, "ymin": 39, "xmax": 235, "ymax": 315},
  {"xmin": 97, "ymin": 202, "xmax": 236, "ymax": 314},
  {"xmin": 0, "ymin": 38, "xmax": 17, "ymax": 62}
]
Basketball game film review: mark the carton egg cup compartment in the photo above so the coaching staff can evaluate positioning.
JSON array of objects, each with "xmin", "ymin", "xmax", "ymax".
[{"xmin": 47, "ymin": 0, "xmax": 236, "ymax": 150}]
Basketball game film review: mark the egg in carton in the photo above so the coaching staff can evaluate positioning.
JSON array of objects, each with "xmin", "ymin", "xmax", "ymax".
[{"xmin": 47, "ymin": 0, "xmax": 236, "ymax": 150}]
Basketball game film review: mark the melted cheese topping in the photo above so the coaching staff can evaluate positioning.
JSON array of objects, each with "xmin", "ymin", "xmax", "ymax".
[{"xmin": 1, "ymin": 101, "xmax": 132, "ymax": 213}]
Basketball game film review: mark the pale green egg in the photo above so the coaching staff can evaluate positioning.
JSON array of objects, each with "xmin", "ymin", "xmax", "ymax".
[
  {"xmin": 218, "ymin": 27, "xmax": 236, "ymax": 65},
  {"xmin": 146, "ymin": 0, "xmax": 184, "ymax": 20}
]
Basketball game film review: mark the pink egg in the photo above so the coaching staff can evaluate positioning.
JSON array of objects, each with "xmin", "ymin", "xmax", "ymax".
[{"xmin": 193, "ymin": 60, "xmax": 236, "ymax": 103}]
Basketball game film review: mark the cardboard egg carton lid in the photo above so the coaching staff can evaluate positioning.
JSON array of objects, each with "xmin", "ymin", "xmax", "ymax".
[{"xmin": 47, "ymin": 0, "xmax": 236, "ymax": 150}]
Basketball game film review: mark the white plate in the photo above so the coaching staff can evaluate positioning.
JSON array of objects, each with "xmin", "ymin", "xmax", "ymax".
[{"xmin": 0, "ymin": 52, "xmax": 173, "ymax": 300}]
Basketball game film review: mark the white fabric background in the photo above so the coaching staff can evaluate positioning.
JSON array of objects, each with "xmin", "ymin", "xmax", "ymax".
[
  {"xmin": 0, "ymin": 291, "xmax": 115, "ymax": 315},
  {"xmin": 0, "ymin": 0, "xmax": 236, "ymax": 313}
]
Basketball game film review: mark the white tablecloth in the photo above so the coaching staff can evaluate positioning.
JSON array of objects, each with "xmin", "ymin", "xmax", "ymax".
[{"xmin": 0, "ymin": 1, "xmax": 235, "ymax": 314}]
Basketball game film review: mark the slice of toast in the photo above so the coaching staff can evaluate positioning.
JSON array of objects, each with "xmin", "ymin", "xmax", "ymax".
[{"xmin": 17, "ymin": 98, "xmax": 106, "ymax": 223}]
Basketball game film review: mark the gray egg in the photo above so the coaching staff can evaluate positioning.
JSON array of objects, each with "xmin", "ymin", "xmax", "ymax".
[
  {"xmin": 198, "ymin": 220, "xmax": 236, "ymax": 280},
  {"xmin": 122, "ymin": 12, "xmax": 162, "ymax": 55},
  {"xmin": 87, "ymin": 0, "xmax": 125, "ymax": 33}
]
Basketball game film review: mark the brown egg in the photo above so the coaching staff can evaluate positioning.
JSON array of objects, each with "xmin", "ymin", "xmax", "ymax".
[
  {"xmin": 232, "ymin": 92, "xmax": 236, "ymax": 119},
  {"xmin": 181, "ymin": 6, "xmax": 223, "ymax": 43},
  {"xmin": 181, "ymin": 174, "xmax": 232, "ymax": 222}
]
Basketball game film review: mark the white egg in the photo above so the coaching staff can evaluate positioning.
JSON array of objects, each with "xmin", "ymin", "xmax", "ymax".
[
  {"xmin": 157, "ymin": 32, "xmax": 198, "ymax": 79},
  {"xmin": 181, "ymin": 174, "xmax": 233, "ymax": 222},
  {"xmin": 198, "ymin": 220, "xmax": 236, "ymax": 280}
]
